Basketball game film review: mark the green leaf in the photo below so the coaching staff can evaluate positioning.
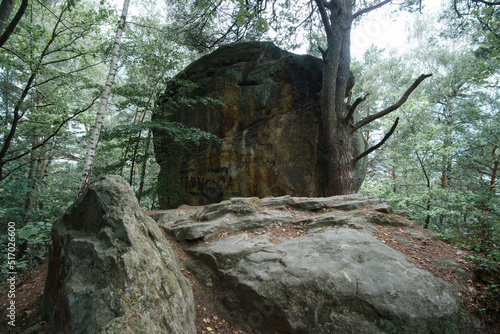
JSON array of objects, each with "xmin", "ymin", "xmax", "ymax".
[
  {"xmin": 17, "ymin": 230, "xmax": 30, "ymax": 240},
  {"xmin": 256, "ymin": 17, "xmax": 268, "ymax": 32},
  {"xmin": 236, "ymin": 10, "xmax": 248, "ymax": 26},
  {"xmin": 483, "ymin": 7, "xmax": 494, "ymax": 14}
]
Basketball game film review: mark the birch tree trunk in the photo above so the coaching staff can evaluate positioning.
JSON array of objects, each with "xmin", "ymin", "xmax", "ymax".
[{"xmin": 76, "ymin": 0, "xmax": 130, "ymax": 198}]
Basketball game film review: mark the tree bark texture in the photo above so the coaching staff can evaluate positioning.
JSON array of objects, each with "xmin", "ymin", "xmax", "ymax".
[
  {"xmin": 76, "ymin": 0, "xmax": 130, "ymax": 198},
  {"xmin": 488, "ymin": 145, "xmax": 498, "ymax": 193},
  {"xmin": 315, "ymin": 0, "xmax": 354, "ymax": 195},
  {"xmin": 313, "ymin": 0, "xmax": 430, "ymax": 195},
  {"xmin": 0, "ymin": 0, "xmax": 16, "ymax": 35},
  {"xmin": 137, "ymin": 129, "xmax": 152, "ymax": 204},
  {"xmin": 0, "ymin": 0, "xmax": 28, "ymax": 48}
]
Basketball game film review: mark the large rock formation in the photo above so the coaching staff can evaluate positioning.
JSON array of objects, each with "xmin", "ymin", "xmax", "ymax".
[
  {"xmin": 42, "ymin": 175, "xmax": 196, "ymax": 333},
  {"xmin": 153, "ymin": 41, "xmax": 367, "ymax": 207},
  {"xmin": 154, "ymin": 195, "xmax": 478, "ymax": 333}
]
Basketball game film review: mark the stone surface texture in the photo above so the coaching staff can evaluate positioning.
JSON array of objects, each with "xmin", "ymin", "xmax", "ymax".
[
  {"xmin": 42, "ymin": 175, "xmax": 196, "ymax": 334},
  {"xmin": 153, "ymin": 41, "xmax": 367, "ymax": 207},
  {"xmin": 154, "ymin": 194, "xmax": 478, "ymax": 334}
]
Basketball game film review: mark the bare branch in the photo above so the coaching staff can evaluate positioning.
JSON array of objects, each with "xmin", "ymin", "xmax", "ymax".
[
  {"xmin": 353, "ymin": 0, "xmax": 392, "ymax": 20},
  {"xmin": 314, "ymin": 0, "xmax": 333, "ymax": 39},
  {"xmin": 0, "ymin": 72, "xmax": 37, "ymax": 171},
  {"xmin": 2, "ymin": 95, "xmax": 99, "ymax": 168},
  {"xmin": 472, "ymin": 0, "xmax": 500, "ymax": 5},
  {"xmin": 351, "ymin": 73, "xmax": 431, "ymax": 133},
  {"xmin": 277, "ymin": 3, "xmax": 316, "ymax": 46},
  {"xmin": 345, "ymin": 93, "xmax": 369, "ymax": 121},
  {"xmin": 32, "ymin": 61, "xmax": 103, "ymax": 88},
  {"xmin": 0, "ymin": 0, "xmax": 28, "ymax": 48},
  {"xmin": 352, "ymin": 117, "xmax": 399, "ymax": 166}
]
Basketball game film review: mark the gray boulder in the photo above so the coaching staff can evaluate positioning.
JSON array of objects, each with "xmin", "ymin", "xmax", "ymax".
[
  {"xmin": 187, "ymin": 227, "xmax": 474, "ymax": 333},
  {"xmin": 42, "ymin": 175, "xmax": 196, "ymax": 334},
  {"xmin": 156, "ymin": 194, "xmax": 477, "ymax": 333}
]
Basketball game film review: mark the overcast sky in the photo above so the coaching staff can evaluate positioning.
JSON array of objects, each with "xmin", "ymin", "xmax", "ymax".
[
  {"xmin": 112, "ymin": 0, "xmax": 446, "ymax": 60},
  {"xmin": 351, "ymin": 0, "xmax": 445, "ymax": 59}
]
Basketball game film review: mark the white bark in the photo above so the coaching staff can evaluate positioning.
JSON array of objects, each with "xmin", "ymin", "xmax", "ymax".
[{"xmin": 76, "ymin": 0, "xmax": 130, "ymax": 198}]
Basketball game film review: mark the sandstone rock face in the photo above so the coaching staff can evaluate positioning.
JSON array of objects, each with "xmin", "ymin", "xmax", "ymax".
[
  {"xmin": 154, "ymin": 41, "xmax": 367, "ymax": 207},
  {"xmin": 42, "ymin": 175, "xmax": 196, "ymax": 334},
  {"xmin": 155, "ymin": 195, "xmax": 477, "ymax": 333}
]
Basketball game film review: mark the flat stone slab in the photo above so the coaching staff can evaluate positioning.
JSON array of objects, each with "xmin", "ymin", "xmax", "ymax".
[
  {"xmin": 153, "ymin": 195, "xmax": 476, "ymax": 333},
  {"xmin": 187, "ymin": 227, "xmax": 474, "ymax": 333}
]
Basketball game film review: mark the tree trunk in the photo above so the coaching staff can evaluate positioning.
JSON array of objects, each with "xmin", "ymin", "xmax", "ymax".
[
  {"xmin": 137, "ymin": 129, "xmax": 152, "ymax": 204},
  {"xmin": 23, "ymin": 135, "xmax": 39, "ymax": 223},
  {"xmin": 0, "ymin": 0, "xmax": 28, "ymax": 48},
  {"xmin": 315, "ymin": 0, "xmax": 354, "ymax": 195},
  {"xmin": 391, "ymin": 164, "xmax": 397, "ymax": 193},
  {"xmin": 415, "ymin": 150, "xmax": 432, "ymax": 229},
  {"xmin": 313, "ymin": 0, "xmax": 430, "ymax": 195},
  {"xmin": 129, "ymin": 111, "xmax": 147, "ymax": 186},
  {"xmin": 34, "ymin": 140, "xmax": 50, "ymax": 212},
  {"xmin": 481, "ymin": 146, "xmax": 498, "ymax": 221},
  {"xmin": 76, "ymin": 0, "xmax": 130, "ymax": 198},
  {"xmin": 424, "ymin": 199, "xmax": 431, "ymax": 229},
  {"xmin": 488, "ymin": 145, "xmax": 498, "ymax": 193},
  {"xmin": 0, "ymin": 0, "xmax": 16, "ymax": 35},
  {"xmin": 23, "ymin": 90, "xmax": 44, "ymax": 223},
  {"xmin": 119, "ymin": 107, "xmax": 140, "ymax": 177}
]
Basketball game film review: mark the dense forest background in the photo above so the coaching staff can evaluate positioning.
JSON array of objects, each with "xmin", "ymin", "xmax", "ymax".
[{"xmin": 0, "ymin": 0, "xmax": 498, "ymax": 298}]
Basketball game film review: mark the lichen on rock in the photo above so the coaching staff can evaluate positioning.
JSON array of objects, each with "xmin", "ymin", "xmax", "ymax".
[{"xmin": 42, "ymin": 175, "xmax": 196, "ymax": 334}]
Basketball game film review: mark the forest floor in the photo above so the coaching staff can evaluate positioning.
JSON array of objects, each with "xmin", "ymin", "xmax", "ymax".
[{"xmin": 0, "ymin": 220, "xmax": 498, "ymax": 333}]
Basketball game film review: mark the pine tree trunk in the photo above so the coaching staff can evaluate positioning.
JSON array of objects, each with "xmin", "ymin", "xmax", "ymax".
[
  {"xmin": 315, "ymin": 0, "xmax": 354, "ymax": 195},
  {"xmin": 76, "ymin": 0, "xmax": 130, "ymax": 198},
  {"xmin": 391, "ymin": 165, "xmax": 397, "ymax": 193}
]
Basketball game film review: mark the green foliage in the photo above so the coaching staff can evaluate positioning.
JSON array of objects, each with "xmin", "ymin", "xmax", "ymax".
[
  {"xmin": 17, "ymin": 221, "xmax": 53, "ymax": 261},
  {"xmin": 0, "ymin": 0, "xmax": 115, "ymax": 180},
  {"xmin": 358, "ymin": 17, "xmax": 500, "ymax": 275},
  {"xmin": 0, "ymin": 172, "xmax": 30, "ymax": 224},
  {"xmin": 0, "ymin": 0, "xmax": 117, "ymax": 276},
  {"xmin": 0, "ymin": 220, "xmax": 52, "ymax": 281},
  {"xmin": 88, "ymin": 11, "xmax": 223, "ymax": 210},
  {"xmin": 462, "ymin": 5, "xmax": 500, "ymax": 82}
]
